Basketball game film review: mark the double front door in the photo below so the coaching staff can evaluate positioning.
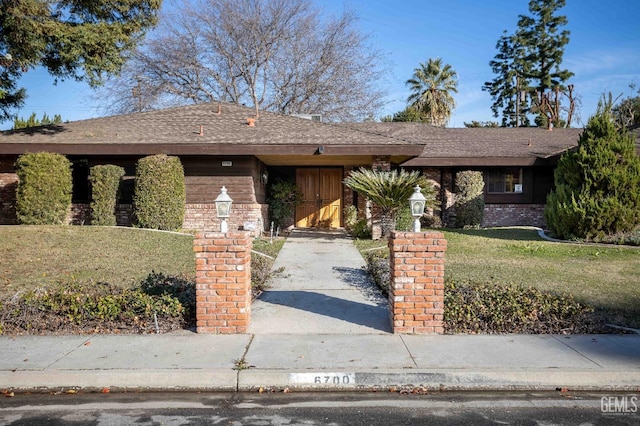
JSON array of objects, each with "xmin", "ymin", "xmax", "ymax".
[{"xmin": 295, "ymin": 168, "xmax": 342, "ymax": 228}]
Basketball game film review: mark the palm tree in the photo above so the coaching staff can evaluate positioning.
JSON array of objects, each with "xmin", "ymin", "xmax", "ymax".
[
  {"xmin": 406, "ymin": 58, "xmax": 458, "ymax": 127},
  {"xmin": 343, "ymin": 168, "xmax": 436, "ymax": 238}
]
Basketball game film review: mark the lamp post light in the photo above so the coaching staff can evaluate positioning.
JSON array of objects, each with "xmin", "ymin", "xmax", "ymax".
[
  {"xmin": 214, "ymin": 186, "xmax": 233, "ymax": 232},
  {"xmin": 408, "ymin": 185, "xmax": 426, "ymax": 232}
]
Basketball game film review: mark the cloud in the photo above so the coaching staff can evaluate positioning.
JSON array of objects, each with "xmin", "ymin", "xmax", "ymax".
[{"xmin": 565, "ymin": 47, "xmax": 640, "ymax": 77}]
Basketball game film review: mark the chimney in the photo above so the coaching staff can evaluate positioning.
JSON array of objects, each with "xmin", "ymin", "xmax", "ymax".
[
  {"xmin": 199, "ymin": 125, "xmax": 204, "ymax": 136},
  {"xmin": 215, "ymin": 104, "xmax": 221, "ymax": 115}
]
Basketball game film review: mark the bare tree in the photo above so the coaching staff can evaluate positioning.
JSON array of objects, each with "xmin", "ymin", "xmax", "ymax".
[{"xmin": 97, "ymin": 0, "xmax": 387, "ymax": 121}]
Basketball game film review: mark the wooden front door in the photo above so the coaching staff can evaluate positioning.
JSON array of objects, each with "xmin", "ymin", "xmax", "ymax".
[{"xmin": 296, "ymin": 168, "xmax": 342, "ymax": 228}]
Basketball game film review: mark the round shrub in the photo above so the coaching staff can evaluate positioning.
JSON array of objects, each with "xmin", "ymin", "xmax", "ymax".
[
  {"xmin": 454, "ymin": 170, "xmax": 485, "ymax": 228},
  {"xmin": 89, "ymin": 164, "xmax": 125, "ymax": 226},
  {"xmin": 133, "ymin": 154, "xmax": 185, "ymax": 231},
  {"xmin": 15, "ymin": 152, "xmax": 72, "ymax": 225}
]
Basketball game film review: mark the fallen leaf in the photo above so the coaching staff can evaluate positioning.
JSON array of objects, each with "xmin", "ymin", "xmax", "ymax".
[
  {"xmin": 258, "ymin": 387, "xmax": 264, "ymax": 393},
  {"xmin": 65, "ymin": 389, "xmax": 77, "ymax": 394},
  {"xmin": 101, "ymin": 388, "xmax": 110, "ymax": 394},
  {"xmin": 83, "ymin": 342, "xmax": 91, "ymax": 346}
]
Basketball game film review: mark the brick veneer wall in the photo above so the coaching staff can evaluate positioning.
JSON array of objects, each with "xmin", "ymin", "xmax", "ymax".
[
  {"xmin": 184, "ymin": 203, "xmax": 267, "ymax": 236},
  {"xmin": 388, "ymin": 231, "xmax": 447, "ymax": 334},
  {"xmin": 62, "ymin": 202, "xmax": 267, "ymax": 234},
  {"xmin": 483, "ymin": 203, "xmax": 546, "ymax": 228},
  {"xmin": 193, "ymin": 231, "xmax": 252, "ymax": 334}
]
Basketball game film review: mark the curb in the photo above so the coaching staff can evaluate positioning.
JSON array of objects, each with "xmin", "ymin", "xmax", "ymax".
[{"xmin": 3, "ymin": 369, "xmax": 639, "ymax": 393}]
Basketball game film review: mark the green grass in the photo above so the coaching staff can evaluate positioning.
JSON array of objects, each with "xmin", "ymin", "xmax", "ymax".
[
  {"xmin": 0, "ymin": 226, "xmax": 196, "ymax": 293},
  {"xmin": 355, "ymin": 227, "xmax": 640, "ymax": 327}
]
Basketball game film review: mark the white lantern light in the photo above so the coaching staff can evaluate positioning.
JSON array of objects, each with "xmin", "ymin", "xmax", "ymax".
[
  {"xmin": 408, "ymin": 185, "xmax": 426, "ymax": 232},
  {"xmin": 214, "ymin": 186, "xmax": 233, "ymax": 232}
]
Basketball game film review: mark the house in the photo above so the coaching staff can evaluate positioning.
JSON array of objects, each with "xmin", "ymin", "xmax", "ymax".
[{"xmin": 0, "ymin": 102, "xmax": 586, "ymax": 233}]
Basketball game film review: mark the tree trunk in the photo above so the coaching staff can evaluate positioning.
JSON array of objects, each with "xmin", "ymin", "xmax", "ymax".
[{"xmin": 380, "ymin": 214, "xmax": 396, "ymax": 239}]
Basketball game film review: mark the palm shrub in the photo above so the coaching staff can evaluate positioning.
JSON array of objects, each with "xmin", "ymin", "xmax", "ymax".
[
  {"xmin": 343, "ymin": 168, "xmax": 436, "ymax": 238},
  {"xmin": 133, "ymin": 154, "xmax": 186, "ymax": 231},
  {"xmin": 89, "ymin": 165, "xmax": 125, "ymax": 226},
  {"xmin": 545, "ymin": 98, "xmax": 640, "ymax": 240},
  {"xmin": 454, "ymin": 170, "xmax": 485, "ymax": 228},
  {"xmin": 15, "ymin": 152, "xmax": 72, "ymax": 225}
]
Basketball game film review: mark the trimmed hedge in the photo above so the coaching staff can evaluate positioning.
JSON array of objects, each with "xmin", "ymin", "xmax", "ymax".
[
  {"xmin": 89, "ymin": 165, "xmax": 125, "ymax": 226},
  {"xmin": 133, "ymin": 154, "xmax": 185, "ymax": 231},
  {"xmin": 454, "ymin": 170, "xmax": 484, "ymax": 228},
  {"xmin": 15, "ymin": 152, "xmax": 72, "ymax": 225}
]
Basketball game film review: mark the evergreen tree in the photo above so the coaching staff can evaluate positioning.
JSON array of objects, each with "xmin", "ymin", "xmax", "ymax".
[
  {"xmin": 516, "ymin": 0, "xmax": 574, "ymax": 127},
  {"xmin": 484, "ymin": 0, "xmax": 574, "ymax": 128},
  {"xmin": 0, "ymin": 0, "xmax": 161, "ymax": 122},
  {"xmin": 544, "ymin": 98, "xmax": 640, "ymax": 240},
  {"xmin": 482, "ymin": 31, "xmax": 530, "ymax": 127},
  {"xmin": 380, "ymin": 106, "xmax": 429, "ymax": 123},
  {"xmin": 13, "ymin": 112, "xmax": 62, "ymax": 129}
]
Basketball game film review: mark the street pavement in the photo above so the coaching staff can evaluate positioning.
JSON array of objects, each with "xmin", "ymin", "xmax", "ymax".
[{"xmin": 0, "ymin": 229, "xmax": 638, "ymax": 393}]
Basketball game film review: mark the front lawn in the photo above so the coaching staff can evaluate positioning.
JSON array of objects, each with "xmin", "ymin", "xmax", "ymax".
[
  {"xmin": 355, "ymin": 227, "xmax": 640, "ymax": 329},
  {"xmin": 0, "ymin": 226, "xmax": 284, "ymax": 334},
  {"xmin": 0, "ymin": 226, "xmax": 196, "ymax": 292}
]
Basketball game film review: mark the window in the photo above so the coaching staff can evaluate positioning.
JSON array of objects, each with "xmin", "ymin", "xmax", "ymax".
[{"xmin": 487, "ymin": 168, "xmax": 523, "ymax": 193}]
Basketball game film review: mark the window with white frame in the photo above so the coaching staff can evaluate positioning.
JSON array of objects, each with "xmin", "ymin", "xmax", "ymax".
[{"xmin": 486, "ymin": 168, "xmax": 523, "ymax": 193}]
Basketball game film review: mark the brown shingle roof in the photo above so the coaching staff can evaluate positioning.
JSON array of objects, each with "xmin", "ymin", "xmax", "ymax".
[
  {"xmin": 0, "ymin": 103, "xmax": 418, "ymax": 156},
  {"xmin": 340, "ymin": 123, "xmax": 583, "ymax": 166},
  {"xmin": 0, "ymin": 102, "xmax": 591, "ymax": 165}
]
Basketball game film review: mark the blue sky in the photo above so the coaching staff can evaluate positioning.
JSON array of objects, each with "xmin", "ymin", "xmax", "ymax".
[{"xmin": 4, "ymin": 0, "xmax": 639, "ymax": 129}]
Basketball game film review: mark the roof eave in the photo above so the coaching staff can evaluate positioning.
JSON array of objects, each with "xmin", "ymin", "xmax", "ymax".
[
  {"xmin": 400, "ymin": 157, "xmax": 551, "ymax": 167},
  {"xmin": 0, "ymin": 143, "xmax": 423, "ymax": 157}
]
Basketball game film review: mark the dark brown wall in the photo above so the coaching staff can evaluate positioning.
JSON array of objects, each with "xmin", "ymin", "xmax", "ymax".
[{"xmin": 182, "ymin": 156, "xmax": 265, "ymax": 204}]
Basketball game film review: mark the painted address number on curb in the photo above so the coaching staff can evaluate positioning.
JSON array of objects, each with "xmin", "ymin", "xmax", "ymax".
[{"xmin": 290, "ymin": 373, "xmax": 355, "ymax": 386}]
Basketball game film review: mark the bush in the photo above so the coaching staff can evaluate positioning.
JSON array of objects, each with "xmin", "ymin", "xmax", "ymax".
[
  {"xmin": 0, "ymin": 278, "xmax": 191, "ymax": 334},
  {"xmin": 454, "ymin": 170, "xmax": 484, "ymax": 228},
  {"xmin": 364, "ymin": 250, "xmax": 389, "ymax": 295},
  {"xmin": 352, "ymin": 218, "xmax": 372, "ymax": 239},
  {"xmin": 89, "ymin": 165, "xmax": 125, "ymax": 226},
  {"xmin": 343, "ymin": 205, "xmax": 358, "ymax": 231},
  {"xmin": 360, "ymin": 253, "xmax": 608, "ymax": 334},
  {"xmin": 395, "ymin": 206, "xmax": 414, "ymax": 231},
  {"xmin": 267, "ymin": 179, "xmax": 303, "ymax": 229},
  {"xmin": 545, "ymin": 102, "xmax": 640, "ymax": 240},
  {"xmin": 133, "ymin": 154, "xmax": 185, "ymax": 231},
  {"xmin": 443, "ymin": 280, "xmax": 599, "ymax": 334},
  {"xmin": 15, "ymin": 152, "xmax": 72, "ymax": 225},
  {"xmin": 422, "ymin": 213, "xmax": 442, "ymax": 229}
]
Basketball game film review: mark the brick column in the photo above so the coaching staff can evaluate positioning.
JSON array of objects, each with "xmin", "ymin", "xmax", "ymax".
[
  {"xmin": 388, "ymin": 231, "xmax": 447, "ymax": 334},
  {"xmin": 194, "ymin": 232, "xmax": 252, "ymax": 334}
]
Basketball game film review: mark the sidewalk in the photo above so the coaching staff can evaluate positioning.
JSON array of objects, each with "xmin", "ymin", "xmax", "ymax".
[
  {"xmin": 0, "ymin": 229, "xmax": 638, "ymax": 393},
  {"xmin": 1, "ymin": 333, "xmax": 639, "ymax": 392}
]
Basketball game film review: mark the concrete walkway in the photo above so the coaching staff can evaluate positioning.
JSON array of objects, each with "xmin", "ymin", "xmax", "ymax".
[
  {"xmin": 249, "ymin": 229, "xmax": 391, "ymax": 334},
  {"xmin": 0, "ymin": 228, "xmax": 639, "ymax": 393}
]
